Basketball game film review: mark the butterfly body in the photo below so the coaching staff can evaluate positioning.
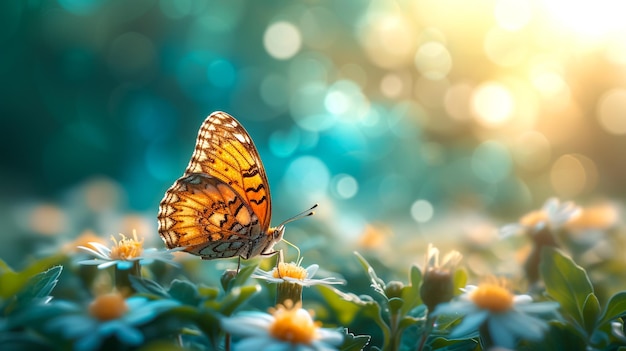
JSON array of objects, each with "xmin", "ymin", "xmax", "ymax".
[{"xmin": 158, "ymin": 111, "xmax": 286, "ymax": 260}]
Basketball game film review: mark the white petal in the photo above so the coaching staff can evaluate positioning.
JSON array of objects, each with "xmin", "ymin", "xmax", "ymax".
[
  {"xmin": 499, "ymin": 223, "xmax": 523, "ymax": 238},
  {"xmin": 232, "ymin": 337, "xmax": 280, "ymax": 351},
  {"xmin": 221, "ymin": 313, "xmax": 273, "ymax": 336},
  {"xmin": 97, "ymin": 261, "xmax": 119, "ymax": 269},
  {"xmin": 512, "ymin": 295, "xmax": 533, "ymax": 304},
  {"xmin": 88, "ymin": 242, "xmax": 113, "ymax": 256},
  {"xmin": 449, "ymin": 310, "xmax": 489, "ymax": 338},
  {"xmin": 488, "ymin": 316, "xmax": 517, "ymax": 349},
  {"xmin": 305, "ymin": 264, "xmax": 320, "ymax": 278},
  {"xmin": 515, "ymin": 301, "xmax": 560, "ymax": 315},
  {"xmin": 432, "ymin": 301, "xmax": 476, "ymax": 317},
  {"xmin": 77, "ymin": 245, "xmax": 110, "ymax": 260},
  {"xmin": 77, "ymin": 259, "xmax": 109, "ymax": 266},
  {"xmin": 311, "ymin": 340, "xmax": 342, "ymax": 351},
  {"xmin": 491, "ymin": 311, "xmax": 547, "ymax": 343},
  {"xmin": 317, "ymin": 328, "xmax": 344, "ymax": 345}
]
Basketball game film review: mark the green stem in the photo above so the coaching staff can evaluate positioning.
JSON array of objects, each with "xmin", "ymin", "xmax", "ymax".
[
  {"xmin": 388, "ymin": 312, "xmax": 400, "ymax": 351},
  {"xmin": 416, "ymin": 315, "xmax": 435, "ymax": 351},
  {"xmin": 275, "ymin": 282, "xmax": 303, "ymax": 305},
  {"xmin": 114, "ymin": 261, "xmax": 141, "ymax": 295}
]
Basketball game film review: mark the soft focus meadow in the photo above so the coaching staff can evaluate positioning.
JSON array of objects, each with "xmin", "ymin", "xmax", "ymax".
[{"xmin": 3, "ymin": 1, "xmax": 626, "ymax": 350}]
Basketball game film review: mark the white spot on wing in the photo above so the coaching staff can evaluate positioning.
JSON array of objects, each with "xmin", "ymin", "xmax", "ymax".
[{"xmin": 234, "ymin": 133, "xmax": 247, "ymax": 143}]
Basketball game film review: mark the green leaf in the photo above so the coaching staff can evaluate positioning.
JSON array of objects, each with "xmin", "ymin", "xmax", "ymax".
[
  {"xmin": 354, "ymin": 252, "xmax": 387, "ymax": 300},
  {"xmin": 197, "ymin": 285, "xmax": 220, "ymax": 300},
  {"xmin": 582, "ymin": 293, "xmax": 600, "ymax": 335},
  {"xmin": 168, "ymin": 280, "xmax": 200, "ymax": 305},
  {"xmin": 388, "ymin": 297, "xmax": 404, "ymax": 315},
  {"xmin": 339, "ymin": 328, "xmax": 371, "ymax": 351},
  {"xmin": 540, "ymin": 247, "xmax": 593, "ymax": 328},
  {"xmin": 358, "ymin": 297, "xmax": 390, "ymax": 348},
  {"xmin": 129, "ymin": 276, "xmax": 170, "ymax": 298},
  {"xmin": 192, "ymin": 309, "xmax": 222, "ymax": 350},
  {"xmin": 0, "ymin": 256, "xmax": 65, "ymax": 299},
  {"xmin": 453, "ymin": 268, "xmax": 468, "ymax": 295},
  {"xmin": 523, "ymin": 321, "xmax": 587, "ymax": 351},
  {"xmin": 316, "ymin": 285, "xmax": 362, "ymax": 326},
  {"xmin": 227, "ymin": 263, "xmax": 258, "ymax": 291},
  {"xmin": 215, "ymin": 285, "xmax": 261, "ymax": 316},
  {"xmin": 6, "ymin": 266, "xmax": 63, "ymax": 314},
  {"xmin": 19, "ymin": 266, "xmax": 62, "ymax": 301},
  {"xmin": 398, "ymin": 315, "xmax": 421, "ymax": 331},
  {"xmin": 400, "ymin": 265, "xmax": 422, "ymax": 315},
  {"xmin": 596, "ymin": 291, "xmax": 626, "ymax": 328}
]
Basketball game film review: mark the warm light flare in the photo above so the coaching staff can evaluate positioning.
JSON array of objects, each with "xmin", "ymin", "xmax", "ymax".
[{"xmin": 540, "ymin": 0, "xmax": 626, "ymax": 41}]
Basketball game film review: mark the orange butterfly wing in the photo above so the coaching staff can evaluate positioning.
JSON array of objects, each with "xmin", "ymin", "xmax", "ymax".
[
  {"xmin": 184, "ymin": 111, "xmax": 272, "ymax": 228},
  {"xmin": 157, "ymin": 111, "xmax": 278, "ymax": 260}
]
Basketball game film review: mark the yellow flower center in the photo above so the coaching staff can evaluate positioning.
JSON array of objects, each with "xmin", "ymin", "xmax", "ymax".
[
  {"xmin": 88, "ymin": 292, "xmax": 128, "ymax": 321},
  {"xmin": 109, "ymin": 231, "xmax": 143, "ymax": 260},
  {"xmin": 469, "ymin": 283, "xmax": 514, "ymax": 312},
  {"xmin": 272, "ymin": 262, "xmax": 308, "ymax": 280},
  {"xmin": 268, "ymin": 301, "xmax": 320, "ymax": 344},
  {"xmin": 519, "ymin": 210, "xmax": 549, "ymax": 228}
]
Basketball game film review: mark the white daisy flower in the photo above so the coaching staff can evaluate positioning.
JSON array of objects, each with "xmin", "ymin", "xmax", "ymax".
[
  {"xmin": 500, "ymin": 197, "xmax": 581, "ymax": 237},
  {"xmin": 221, "ymin": 300, "xmax": 344, "ymax": 351},
  {"xmin": 252, "ymin": 262, "xmax": 345, "ymax": 287},
  {"xmin": 432, "ymin": 280, "xmax": 560, "ymax": 349},
  {"xmin": 78, "ymin": 230, "xmax": 180, "ymax": 270}
]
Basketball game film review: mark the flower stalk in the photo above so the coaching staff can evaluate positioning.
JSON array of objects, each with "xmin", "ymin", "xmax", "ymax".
[{"xmin": 114, "ymin": 260, "xmax": 141, "ymax": 295}]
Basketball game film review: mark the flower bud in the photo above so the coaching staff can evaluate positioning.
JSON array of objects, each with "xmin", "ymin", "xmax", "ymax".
[{"xmin": 420, "ymin": 267, "xmax": 455, "ymax": 313}]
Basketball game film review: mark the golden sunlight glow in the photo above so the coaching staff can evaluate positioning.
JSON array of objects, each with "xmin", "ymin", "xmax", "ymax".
[
  {"xmin": 361, "ymin": 12, "xmax": 417, "ymax": 68},
  {"xmin": 540, "ymin": 0, "xmax": 626, "ymax": 41},
  {"xmin": 494, "ymin": 0, "xmax": 532, "ymax": 31},
  {"xmin": 471, "ymin": 82, "xmax": 515, "ymax": 127}
]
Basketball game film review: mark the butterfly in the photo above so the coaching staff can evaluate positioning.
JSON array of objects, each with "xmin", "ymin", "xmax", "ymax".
[{"xmin": 157, "ymin": 111, "xmax": 316, "ymax": 261}]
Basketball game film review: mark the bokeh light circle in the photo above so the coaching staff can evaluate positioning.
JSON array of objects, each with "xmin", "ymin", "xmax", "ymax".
[
  {"xmin": 410, "ymin": 199, "xmax": 434, "ymax": 223},
  {"xmin": 414, "ymin": 41, "xmax": 452, "ymax": 80},
  {"xmin": 283, "ymin": 156, "xmax": 330, "ymax": 199},
  {"xmin": 550, "ymin": 154, "xmax": 598, "ymax": 197},
  {"xmin": 264, "ymin": 21, "xmax": 302, "ymax": 60},
  {"xmin": 597, "ymin": 89, "xmax": 626, "ymax": 135},
  {"xmin": 471, "ymin": 82, "xmax": 515, "ymax": 128},
  {"xmin": 494, "ymin": 0, "xmax": 531, "ymax": 31},
  {"xmin": 333, "ymin": 174, "xmax": 359, "ymax": 199}
]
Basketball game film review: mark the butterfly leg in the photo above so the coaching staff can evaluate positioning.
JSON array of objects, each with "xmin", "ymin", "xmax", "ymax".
[{"xmin": 276, "ymin": 249, "xmax": 284, "ymax": 278}]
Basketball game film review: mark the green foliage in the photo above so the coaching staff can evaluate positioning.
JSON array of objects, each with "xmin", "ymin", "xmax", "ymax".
[
  {"xmin": 130, "ymin": 265, "xmax": 261, "ymax": 349},
  {"xmin": 354, "ymin": 252, "xmax": 425, "ymax": 351},
  {"xmin": 1, "ymin": 263, "xmax": 63, "ymax": 318},
  {"xmin": 540, "ymin": 247, "xmax": 594, "ymax": 331},
  {"xmin": 0, "ymin": 256, "xmax": 65, "ymax": 300},
  {"xmin": 539, "ymin": 247, "xmax": 626, "ymax": 350},
  {"xmin": 340, "ymin": 328, "xmax": 371, "ymax": 351}
]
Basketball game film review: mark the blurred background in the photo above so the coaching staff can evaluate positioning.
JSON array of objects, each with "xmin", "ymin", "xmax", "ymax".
[{"xmin": 2, "ymin": 0, "xmax": 625, "ymax": 270}]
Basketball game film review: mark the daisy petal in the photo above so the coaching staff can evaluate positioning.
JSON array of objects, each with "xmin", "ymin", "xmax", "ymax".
[{"xmin": 449, "ymin": 309, "xmax": 488, "ymax": 338}]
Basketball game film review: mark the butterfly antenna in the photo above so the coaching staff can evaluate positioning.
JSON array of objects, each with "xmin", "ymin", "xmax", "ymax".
[{"xmin": 277, "ymin": 203, "xmax": 318, "ymax": 228}]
